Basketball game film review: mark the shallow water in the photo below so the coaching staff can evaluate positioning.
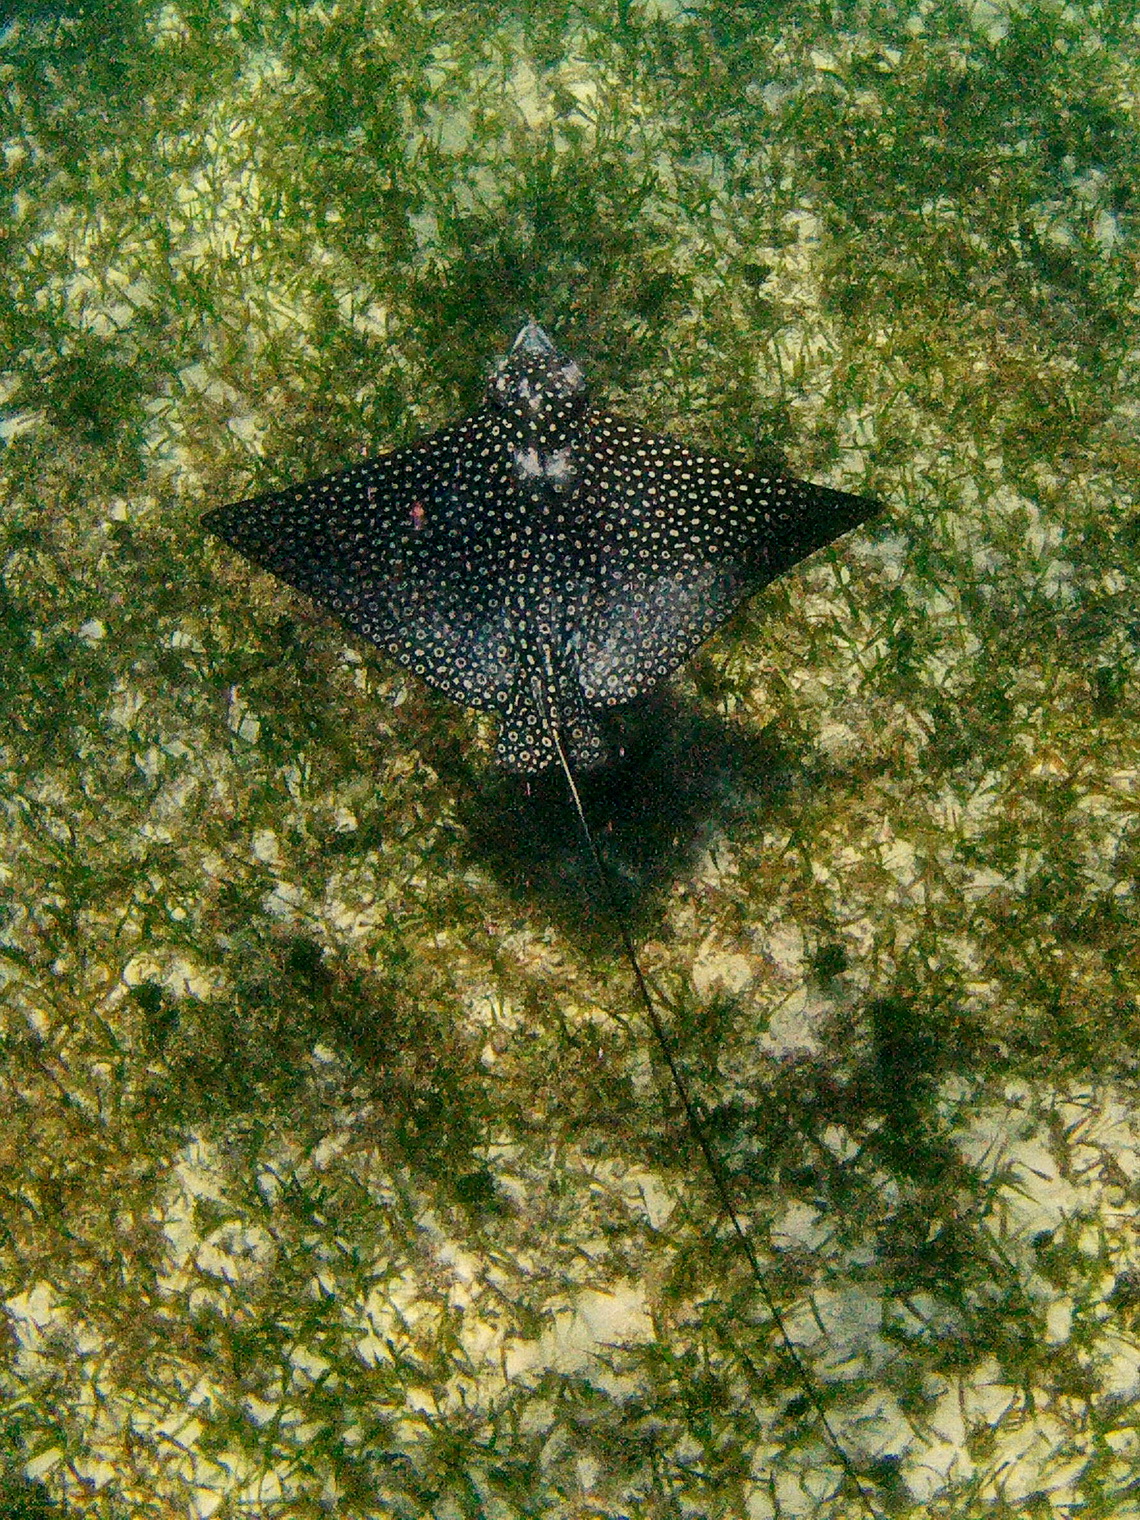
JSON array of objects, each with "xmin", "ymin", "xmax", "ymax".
[{"xmin": 2, "ymin": 2, "xmax": 1139, "ymax": 1515}]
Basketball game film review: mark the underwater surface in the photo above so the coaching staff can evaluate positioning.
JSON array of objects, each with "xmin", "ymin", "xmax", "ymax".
[{"xmin": 1, "ymin": 0, "xmax": 1139, "ymax": 1515}]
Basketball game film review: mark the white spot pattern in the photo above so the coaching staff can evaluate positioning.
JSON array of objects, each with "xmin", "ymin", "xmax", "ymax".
[{"xmin": 204, "ymin": 323, "xmax": 878, "ymax": 772}]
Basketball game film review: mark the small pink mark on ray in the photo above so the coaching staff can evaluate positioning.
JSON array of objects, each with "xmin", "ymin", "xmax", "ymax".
[{"xmin": 410, "ymin": 500, "xmax": 427, "ymax": 531}]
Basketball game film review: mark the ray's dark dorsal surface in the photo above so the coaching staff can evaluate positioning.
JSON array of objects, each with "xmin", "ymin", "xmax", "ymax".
[{"xmin": 203, "ymin": 322, "xmax": 877, "ymax": 770}]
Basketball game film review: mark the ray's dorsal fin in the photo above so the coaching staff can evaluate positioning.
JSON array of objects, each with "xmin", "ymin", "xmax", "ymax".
[{"xmin": 203, "ymin": 321, "xmax": 883, "ymax": 1514}]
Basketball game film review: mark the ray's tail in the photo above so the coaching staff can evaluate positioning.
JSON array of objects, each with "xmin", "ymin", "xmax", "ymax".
[{"xmin": 545, "ymin": 717, "xmax": 882, "ymax": 1520}]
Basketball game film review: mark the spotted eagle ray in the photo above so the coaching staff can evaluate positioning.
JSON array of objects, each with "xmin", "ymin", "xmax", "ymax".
[{"xmin": 204, "ymin": 321, "xmax": 882, "ymax": 1512}]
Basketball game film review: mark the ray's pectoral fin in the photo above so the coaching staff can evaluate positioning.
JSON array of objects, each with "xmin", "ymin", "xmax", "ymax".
[{"xmin": 567, "ymin": 561, "xmax": 752, "ymax": 707}]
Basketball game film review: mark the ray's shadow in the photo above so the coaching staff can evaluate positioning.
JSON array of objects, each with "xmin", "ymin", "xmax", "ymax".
[{"xmin": 450, "ymin": 690, "xmax": 795, "ymax": 943}]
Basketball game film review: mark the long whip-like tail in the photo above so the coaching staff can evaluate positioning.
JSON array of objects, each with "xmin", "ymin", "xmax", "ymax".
[{"xmin": 544, "ymin": 710, "xmax": 881, "ymax": 1520}]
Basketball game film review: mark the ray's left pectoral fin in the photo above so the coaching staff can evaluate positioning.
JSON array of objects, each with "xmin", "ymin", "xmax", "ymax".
[
  {"xmin": 203, "ymin": 432, "xmax": 524, "ymax": 712},
  {"xmin": 202, "ymin": 428, "xmax": 463, "ymax": 615},
  {"xmin": 366, "ymin": 594, "xmax": 520, "ymax": 714}
]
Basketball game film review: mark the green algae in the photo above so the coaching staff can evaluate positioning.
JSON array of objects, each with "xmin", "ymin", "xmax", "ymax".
[{"xmin": 1, "ymin": 1, "xmax": 1139, "ymax": 1516}]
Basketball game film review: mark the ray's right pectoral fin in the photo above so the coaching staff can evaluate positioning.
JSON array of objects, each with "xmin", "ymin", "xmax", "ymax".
[{"xmin": 570, "ymin": 560, "xmax": 750, "ymax": 706}]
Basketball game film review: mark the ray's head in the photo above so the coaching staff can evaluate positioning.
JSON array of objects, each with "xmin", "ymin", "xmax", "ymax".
[{"xmin": 485, "ymin": 321, "xmax": 589, "ymax": 435}]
